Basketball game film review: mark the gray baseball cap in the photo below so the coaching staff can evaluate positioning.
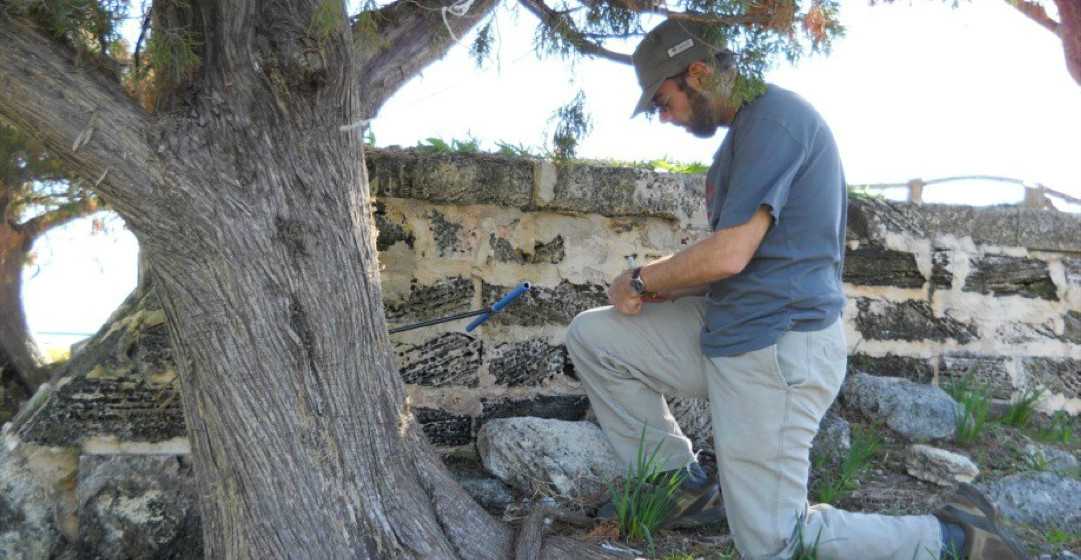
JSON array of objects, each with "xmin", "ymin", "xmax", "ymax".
[{"xmin": 631, "ymin": 19, "xmax": 725, "ymax": 117}]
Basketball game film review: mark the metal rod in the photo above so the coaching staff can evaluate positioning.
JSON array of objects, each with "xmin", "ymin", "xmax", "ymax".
[{"xmin": 388, "ymin": 307, "xmax": 492, "ymax": 334}]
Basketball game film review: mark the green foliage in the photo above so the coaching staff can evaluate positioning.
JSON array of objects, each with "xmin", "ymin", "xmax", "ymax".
[
  {"xmin": 414, "ymin": 136, "xmax": 480, "ymax": 154},
  {"xmin": 811, "ymin": 424, "xmax": 881, "ymax": 504},
  {"xmin": 1024, "ymin": 449, "xmax": 1051, "ymax": 472},
  {"xmin": 1037, "ymin": 411, "xmax": 1074, "ymax": 445},
  {"xmin": 145, "ymin": 25, "xmax": 202, "ymax": 87},
  {"xmin": 650, "ymin": 159, "xmax": 709, "ymax": 174},
  {"xmin": 308, "ymin": 0, "xmax": 344, "ymax": 43},
  {"xmin": 944, "ymin": 375, "xmax": 992, "ymax": 446},
  {"xmin": 495, "ymin": 141, "xmax": 538, "ymax": 158},
  {"xmin": 609, "ymin": 426, "xmax": 683, "ymax": 548},
  {"xmin": 18, "ymin": 0, "xmax": 128, "ymax": 55},
  {"xmin": 1045, "ymin": 528, "xmax": 1081, "ymax": 547},
  {"xmin": 550, "ymin": 90, "xmax": 591, "ymax": 160},
  {"xmin": 470, "ymin": 19, "xmax": 494, "ymax": 67},
  {"xmin": 1000, "ymin": 386, "xmax": 1044, "ymax": 428}
]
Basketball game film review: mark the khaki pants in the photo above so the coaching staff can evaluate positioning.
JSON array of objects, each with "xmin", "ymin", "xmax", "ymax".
[{"xmin": 566, "ymin": 297, "xmax": 943, "ymax": 560}]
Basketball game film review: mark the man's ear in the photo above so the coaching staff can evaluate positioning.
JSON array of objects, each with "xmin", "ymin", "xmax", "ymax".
[{"xmin": 685, "ymin": 60, "xmax": 714, "ymax": 91}]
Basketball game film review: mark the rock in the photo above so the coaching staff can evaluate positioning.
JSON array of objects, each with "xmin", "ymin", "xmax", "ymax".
[
  {"xmin": 811, "ymin": 411, "xmax": 851, "ymax": 467},
  {"xmin": 1022, "ymin": 442, "xmax": 1079, "ymax": 474},
  {"xmin": 841, "ymin": 373, "xmax": 960, "ymax": 441},
  {"xmin": 457, "ymin": 478, "xmax": 517, "ymax": 513},
  {"xmin": 905, "ymin": 444, "xmax": 979, "ymax": 486},
  {"xmin": 477, "ymin": 418, "xmax": 622, "ymax": 503},
  {"xmin": 77, "ymin": 454, "xmax": 201, "ymax": 560},
  {"xmin": 0, "ymin": 430, "xmax": 77, "ymax": 560},
  {"xmin": 979, "ymin": 472, "xmax": 1081, "ymax": 532}
]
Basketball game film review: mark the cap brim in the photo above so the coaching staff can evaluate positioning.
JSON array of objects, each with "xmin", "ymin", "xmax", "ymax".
[{"xmin": 631, "ymin": 78, "xmax": 665, "ymax": 118}]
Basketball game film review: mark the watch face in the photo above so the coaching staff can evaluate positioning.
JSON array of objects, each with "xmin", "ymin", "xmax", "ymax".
[{"xmin": 631, "ymin": 275, "xmax": 646, "ymax": 294}]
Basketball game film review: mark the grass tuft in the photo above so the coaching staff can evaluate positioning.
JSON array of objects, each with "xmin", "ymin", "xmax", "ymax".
[
  {"xmin": 1001, "ymin": 386, "xmax": 1043, "ymax": 428},
  {"xmin": 812, "ymin": 424, "xmax": 881, "ymax": 505},
  {"xmin": 609, "ymin": 426, "xmax": 684, "ymax": 549},
  {"xmin": 944, "ymin": 375, "xmax": 992, "ymax": 446},
  {"xmin": 1036, "ymin": 411, "xmax": 1074, "ymax": 445}
]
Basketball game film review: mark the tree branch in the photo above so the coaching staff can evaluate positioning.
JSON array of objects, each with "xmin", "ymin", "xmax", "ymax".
[
  {"xmin": 20, "ymin": 195, "xmax": 101, "ymax": 240},
  {"xmin": 353, "ymin": 0, "xmax": 501, "ymax": 117},
  {"xmin": 0, "ymin": 15, "xmax": 159, "ymax": 217},
  {"xmin": 604, "ymin": 0, "xmax": 772, "ymax": 27},
  {"xmin": 1006, "ymin": 0, "xmax": 1060, "ymax": 34},
  {"xmin": 518, "ymin": 0, "xmax": 633, "ymax": 65},
  {"xmin": 1055, "ymin": 0, "xmax": 1081, "ymax": 87}
]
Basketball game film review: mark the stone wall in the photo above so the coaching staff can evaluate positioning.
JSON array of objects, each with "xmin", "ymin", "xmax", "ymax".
[{"xmin": 369, "ymin": 147, "xmax": 1081, "ymax": 451}]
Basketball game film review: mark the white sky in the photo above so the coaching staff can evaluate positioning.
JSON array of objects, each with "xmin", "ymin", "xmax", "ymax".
[{"xmin": 22, "ymin": 0, "xmax": 1081, "ymax": 351}]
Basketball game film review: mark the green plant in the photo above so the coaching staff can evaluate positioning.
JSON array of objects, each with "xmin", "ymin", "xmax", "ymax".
[
  {"xmin": 812, "ymin": 424, "xmax": 881, "ymax": 504},
  {"xmin": 495, "ymin": 141, "xmax": 537, "ymax": 158},
  {"xmin": 650, "ymin": 159, "xmax": 709, "ymax": 174},
  {"xmin": 609, "ymin": 427, "xmax": 684, "ymax": 548},
  {"xmin": 944, "ymin": 375, "xmax": 992, "ymax": 446},
  {"xmin": 1025, "ymin": 449, "xmax": 1051, "ymax": 472},
  {"xmin": 791, "ymin": 521, "xmax": 824, "ymax": 560},
  {"xmin": 1037, "ymin": 411, "xmax": 1074, "ymax": 445},
  {"xmin": 415, "ymin": 136, "xmax": 480, "ymax": 154},
  {"xmin": 1000, "ymin": 386, "xmax": 1043, "ymax": 428},
  {"xmin": 1045, "ymin": 528, "xmax": 1081, "ymax": 546}
]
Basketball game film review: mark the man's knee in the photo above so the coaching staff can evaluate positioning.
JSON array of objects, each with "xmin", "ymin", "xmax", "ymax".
[{"xmin": 565, "ymin": 306, "xmax": 612, "ymax": 355}]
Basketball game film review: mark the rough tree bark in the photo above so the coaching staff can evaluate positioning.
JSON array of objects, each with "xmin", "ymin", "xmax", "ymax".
[{"xmin": 0, "ymin": 2, "xmax": 625, "ymax": 558}]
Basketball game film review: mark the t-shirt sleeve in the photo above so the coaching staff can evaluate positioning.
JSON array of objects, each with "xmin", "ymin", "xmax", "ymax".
[{"xmin": 714, "ymin": 117, "xmax": 807, "ymax": 230}]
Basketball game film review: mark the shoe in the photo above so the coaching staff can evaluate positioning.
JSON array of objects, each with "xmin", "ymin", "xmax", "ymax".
[
  {"xmin": 596, "ymin": 462, "xmax": 725, "ymax": 529},
  {"xmin": 933, "ymin": 483, "xmax": 1029, "ymax": 559}
]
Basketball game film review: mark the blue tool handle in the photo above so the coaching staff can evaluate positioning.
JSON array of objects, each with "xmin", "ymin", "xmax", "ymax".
[{"xmin": 465, "ymin": 282, "xmax": 531, "ymax": 332}]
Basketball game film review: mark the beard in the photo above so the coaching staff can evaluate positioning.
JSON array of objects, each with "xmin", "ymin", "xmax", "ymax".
[{"xmin": 685, "ymin": 86, "xmax": 718, "ymax": 138}]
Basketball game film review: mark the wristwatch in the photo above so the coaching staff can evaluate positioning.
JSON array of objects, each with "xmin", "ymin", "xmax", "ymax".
[{"xmin": 630, "ymin": 267, "xmax": 648, "ymax": 295}]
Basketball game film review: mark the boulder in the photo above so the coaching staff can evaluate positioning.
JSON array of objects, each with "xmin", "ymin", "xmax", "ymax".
[
  {"xmin": 0, "ymin": 430, "xmax": 77, "ymax": 560},
  {"xmin": 904, "ymin": 444, "xmax": 979, "ymax": 486},
  {"xmin": 842, "ymin": 373, "xmax": 959, "ymax": 441},
  {"xmin": 1022, "ymin": 442, "xmax": 1079, "ymax": 474},
  {"xmin": 811, "ymin": 410, "xmax": 851, "ymax": 467},
  {"xmin": 979, "ymin": 472, "xmax": 1081, "ymax": 532},
  {"xmin": 77, "ymin": 455, "xmax": 201, "ymax": 559},
  {"xmin": 477, "ymin": 417, "xmax": 622, "ymax": 503}
]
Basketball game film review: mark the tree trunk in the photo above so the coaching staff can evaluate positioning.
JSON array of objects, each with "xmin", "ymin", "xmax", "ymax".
[
  {"xmin": 1057, "ymin": 0, "xmax": 1081, "ymax": 87},
  {"xmin": 0, "ymin": 220, "xmax": 45, "ymax": 389}
]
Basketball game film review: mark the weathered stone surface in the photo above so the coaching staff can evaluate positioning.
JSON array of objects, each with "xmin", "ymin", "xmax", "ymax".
[
  {"xmin": 843, "ymin": 244, "xmax": 924, "ymax": 287},
  {"xmin": 0, "ymin": 435, "xmax": 77, "ymax": 560},
  {"xmin": 1022, "ymin": 442, "xmax": 1079, "ymax": 473},
  {"xmin": 1063, "ymin": 311, "xmax": 1081, "ymax": 345},
  {"xmin": 668, "ymin": 397, "xmax": 713, "ymax": 453},
  {"xmin": 426, "ymin": 210, "xmax": 465, "ymax": 257},
  {"xmin": 979, "ymin": 472, "xmax": 1081, "ymax": 532},
  {"xmin": 846, "ymin": 196, "xmax": 924, "ymax": 241},
  {"xmin": 919, "ymin": 205, "xmax": 1019, "ymax": 247},
  {"xmin": 963, "ymin": 255, "xmax": 1058, "ymax": 300},
  {"xmin": 931, "ymin": 250, "xmax": 952, "ymax": 292},
  {"xmin": 841, "ymin": 373, "xmax": 959, "ymax": 441},
  {"xmin": 1024, "ymin": 357, "xmax": 1081, "ymax": 399},
  {"xmin": 539, "ymin": 161, "xmax": 704, "ymax": 224},
  {"xmin": 481, "ymin": 395, "xmax": 590, "ymax": 424},
  {"xmin": 477, "ymin": 418, "xmax": 622, "ymax": 501},
  {"xmin": 855, "ymin": 299, "xmax": 978, "ymax": 343},
  {"xmin": 1, "ymin": 360, "xmax": 30, "ymax": 426},
  {"xmin": 488, "ymin": 340, "xmax": 567, "ymax": 387},
  {"xmin": 77, "ymin": 455, "xmax": 201, "ymax": 560},
  {"xmin": 395, "ymin": 333, "xmax": 482, "ymax": 387},
  {"xmin": 1015, "ymin": 208, "xmax": 1081, "ymax": 252},
  {"xmin": 384, "ymin": 276, "xmax": 473, "ymax": 325},
  {"xmin": 490, "ymin": 234, "xmax": 565, "ymax": 265},
  {"xmin": 904, "ymin": 444, "xmax": 979, "ymax": 486},
  {"xmin": 414, "ymin": 407, "xmax": 473, "ymax": 447},
  {"xmin": 366, "ymin": 147, "xmax": 534, "ymax": 208},
  {"xmin": 481, "ymin": 281, "xmax": 607, "ymax": 327},
  {"xmin": 811, "ymin": 411, "xmax": 851, "ymax": 468},
  {"xmin": 373, "ymin": 204, "xmax": 414, "ymax": 251},
  {"xmin": 939, "ymin": 354, "xmax": 1014, "ymax": 399},
  {"xmin": 848, "ymin": 353, "xmax": 934, "ymax": 383}
]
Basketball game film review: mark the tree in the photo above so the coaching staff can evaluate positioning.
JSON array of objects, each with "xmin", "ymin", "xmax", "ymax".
[
  {"xmin": 0, "ymin": 122, "xmax": 100, "ymax": 391},
  {"xmin": 1006, "ymin": 0, "xmax": 1081, "ymax": 87},
  {"xmin": 0, "ymin": 0, "xmax": 839, "ymax": 557}
]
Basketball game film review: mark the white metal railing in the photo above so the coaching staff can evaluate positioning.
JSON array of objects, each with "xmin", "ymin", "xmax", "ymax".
[{"xmin": 852, "ymin": 176, "xmax": 1081, "ymax": 211}]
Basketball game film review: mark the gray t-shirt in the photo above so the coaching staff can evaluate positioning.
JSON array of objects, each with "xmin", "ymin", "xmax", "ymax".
[{"xmin": 701, "ymin": 84, "xmax": 847, "ymax": 357}]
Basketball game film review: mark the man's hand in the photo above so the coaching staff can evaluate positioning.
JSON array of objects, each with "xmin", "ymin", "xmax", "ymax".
[{"xmin": 608, "ymin": 269, "xmax": 644, "ymax": 315}]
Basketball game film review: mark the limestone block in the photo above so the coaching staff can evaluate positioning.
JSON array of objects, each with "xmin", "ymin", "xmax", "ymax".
[
  {"xmin": 979, "ymin": 472, "xmax": 1081, "ymax": 532},
  {"xmin": 415, "ymin": 407, "xmax": 474, "ymax": 447},
  {"xmin": 1024, "ymin": 357, "xmax": 1081, "ymax": 399},
  {"xmin": 919, "ymin": 205, "xmax": 1018, "ymax": 247},
  {"xmin": 477, "ymin": 418, "xmax": 622, "ymax": 501},
  {"xmin": 939, "ymin": 354, "xmax": 1014, "ymax": 399},
  {"xmin": 481, "ymin": 281, "xmax": 607, "ymax": 327},
  {"xmin": 846, "ymin": 196, "xmax": 925, "ymax": 241},
  {"xmin": 488, "ymin": 340, "xmax": 567, "ymax": 387},
  {"xmin": 489, "ymin": 233, "xmax": 565, "ymax": 265},
  {"xmin": 0, "ymin": 434, "xmax": 77, "ymax": 560},
  {"xmin": 843, "ymin": 244, "xmax": 924, "ymax": 288},
  {"xmin": 962, "ymin": 254, "xmax": 1058, "ymax": 300},
  {"xmin": 365, "ymin": 148, "xmax": 533, "ymax": 208},
  {"xmin": 905, "ymin": 444, "xmax": 979, "ymax": 486},
  {"xmin": 538, "ymin": 162, "xmax": 704, "ymax": 226},
  {"xmin": 931, "ymin": 250, "xmax": 953, "ymax": 291},
  {"xmin": 384, "ymin": 276, "xmax": 473, "ymax": 325},
  {"xmin": 1064, "ymin": 310, "xmax": 1081, "ymax": 345},
  {"xmin": 841, "ymin": 373, "xmax": 959, "ymax": 441},
  {"xmin": 848, "ymin": 353, "xmax": 934, "ymax": 384},
  {"xmin": 77, "ymin": 455, "xmax": 201, "ymax": 560},
  {"xmin": 854, "ymin": 299, "xmax": 978, "ymax": 343},
  {"xmin": 373, "ymin": 201, "xmax": 414, "ymax": 251},
  {"xmin": 1016, "ymin": 208, "xmax": 1081, "ymax": 252},
  {"xmin": 395, "ymin": 333, "xmax": 482, "ymax": 387},
  {"xmin": 480, "ymin": 395, "xmax": 589, "ymax": 425}
]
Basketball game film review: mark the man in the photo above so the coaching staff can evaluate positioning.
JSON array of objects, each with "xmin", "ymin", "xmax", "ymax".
[{"xmin": 565, "ymin": 18, "xmax": 1028, "ymax": 560}]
